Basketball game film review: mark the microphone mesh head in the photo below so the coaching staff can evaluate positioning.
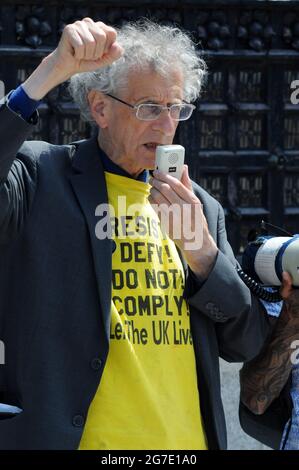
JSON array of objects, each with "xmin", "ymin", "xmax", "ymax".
[{"xmin": 168, "ymin": 153, "xmax": 178, "ymax": 164}]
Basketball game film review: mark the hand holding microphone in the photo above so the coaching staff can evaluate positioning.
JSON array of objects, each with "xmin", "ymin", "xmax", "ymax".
[{"xmin": 149, "ymin": 145, "xmax": 218, "ymax": 280}]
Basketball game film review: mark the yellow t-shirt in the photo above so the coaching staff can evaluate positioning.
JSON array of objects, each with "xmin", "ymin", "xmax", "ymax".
[{"xmin": 79, "ymin": 172, "xmax": 207, "ymax": 450}]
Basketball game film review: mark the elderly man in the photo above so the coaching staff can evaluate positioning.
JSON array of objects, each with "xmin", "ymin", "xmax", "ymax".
[{"xmin": 0, "ymin": 18, "xmax": 270, "ymax": 450}]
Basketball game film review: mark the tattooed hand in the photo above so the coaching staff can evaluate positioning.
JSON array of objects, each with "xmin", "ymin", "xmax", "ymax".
[
  {"xmin": 240, "ymin": 271, "xmax": 299, "ymax": 415},
  {"xmin": 280, "ymin": 271, "xmax": 299, "ymax": 320}
]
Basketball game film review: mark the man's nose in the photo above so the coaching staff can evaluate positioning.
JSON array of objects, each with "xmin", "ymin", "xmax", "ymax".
[{"xmin": 152, "ymin": 109, "xmax": 177, "ymax": 136}]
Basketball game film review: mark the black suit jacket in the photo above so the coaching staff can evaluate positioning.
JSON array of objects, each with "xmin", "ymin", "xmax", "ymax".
[{"xmin": 0, "ymin": 95, "xmax": 271, "ymax": 449}]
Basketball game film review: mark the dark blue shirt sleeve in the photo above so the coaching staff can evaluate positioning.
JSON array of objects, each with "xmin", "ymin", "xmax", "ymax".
[{"xmin": 7, "ymin": 85, "xmax": 41, "ymax": 121}]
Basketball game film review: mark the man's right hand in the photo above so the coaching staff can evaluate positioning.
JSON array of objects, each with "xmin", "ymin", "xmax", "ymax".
[
  {"xmin": 22, "ymin": 18, "xmax": 124, "ymax": 101},
  {"xmin": 51, "ymin": 18, "xmax": 124, "ymax": 78}
]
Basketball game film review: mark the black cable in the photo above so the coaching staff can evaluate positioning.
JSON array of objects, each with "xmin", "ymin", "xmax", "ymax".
[
  {"xmin": 236, "ymin": 267, "xmax": 282, "ymax": 303},
  {"xmin": 260, "ymin": 220, "xmax": 293, "ymax": 237}
]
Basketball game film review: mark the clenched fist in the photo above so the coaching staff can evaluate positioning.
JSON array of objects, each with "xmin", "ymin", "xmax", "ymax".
[
  {"xmin": 22, "ymin": 18, "xmax": 124, "ymax": 100},
  {"xmin": 53, "ymin": 18, "xmax": 124, "ymax": 77}
]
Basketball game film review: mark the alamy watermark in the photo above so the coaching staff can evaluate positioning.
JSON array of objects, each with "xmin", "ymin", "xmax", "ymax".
[
  {"xmin": 0, "ymin": 340, "xmax": 5, "ymax": 365},
  {"xmin": 290, "ymin": 80, "xmax": 299, "ymax": 105},
  {"xmin": 290, "ymin": 340, "xmax": 299, "ymax": 365},
  {"xmin": 95, "ymin": 197, "xmax": 204, "ymax": 251},
  {"xmin": 0, "ymin": 80, "xmax": 4, "ymax": 101}
]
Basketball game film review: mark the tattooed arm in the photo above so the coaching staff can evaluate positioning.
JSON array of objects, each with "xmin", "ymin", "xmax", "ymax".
[{"xmin": 240, "ymin": 272, "xmax": 299, "ymax": 415}]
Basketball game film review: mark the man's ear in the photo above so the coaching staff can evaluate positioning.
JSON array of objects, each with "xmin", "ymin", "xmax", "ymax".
[{"xmin": 87, "ymin": 90, "xmax": 109, "ymax": 129}]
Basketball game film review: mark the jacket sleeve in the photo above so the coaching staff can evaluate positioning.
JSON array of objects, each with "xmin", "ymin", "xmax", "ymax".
[
  {"xmin": 186, "ymin": 202, "xmax": 271, "ymax": 363},
  {"xmin": 0, "ymin": 93, "xmax": 38, "ymax": 243}
]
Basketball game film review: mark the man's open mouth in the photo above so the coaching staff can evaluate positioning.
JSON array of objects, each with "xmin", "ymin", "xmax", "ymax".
[{"xmin": 144, "ymin": 143, "xmax": 159, "ymax": 151}]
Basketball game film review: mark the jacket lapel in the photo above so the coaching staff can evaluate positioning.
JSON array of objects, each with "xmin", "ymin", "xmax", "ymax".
[{"xmin": 68, "ymin": 136, "xmax": 112, "ymax": 342}]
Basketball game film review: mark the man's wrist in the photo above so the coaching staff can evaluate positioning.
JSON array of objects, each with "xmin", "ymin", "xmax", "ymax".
[
  {"xmin": 22, "ymin": 53, "xmax": 66, "ymax": 101},
  {"xmin": 185, "ymin": 244, "xmax": 218, "ymax": 281}
]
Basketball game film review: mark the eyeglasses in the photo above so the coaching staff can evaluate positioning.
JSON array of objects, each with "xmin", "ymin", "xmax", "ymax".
[{"xmin": 105, "ymin": 93, "xmax": 196, "ymax": 121}]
